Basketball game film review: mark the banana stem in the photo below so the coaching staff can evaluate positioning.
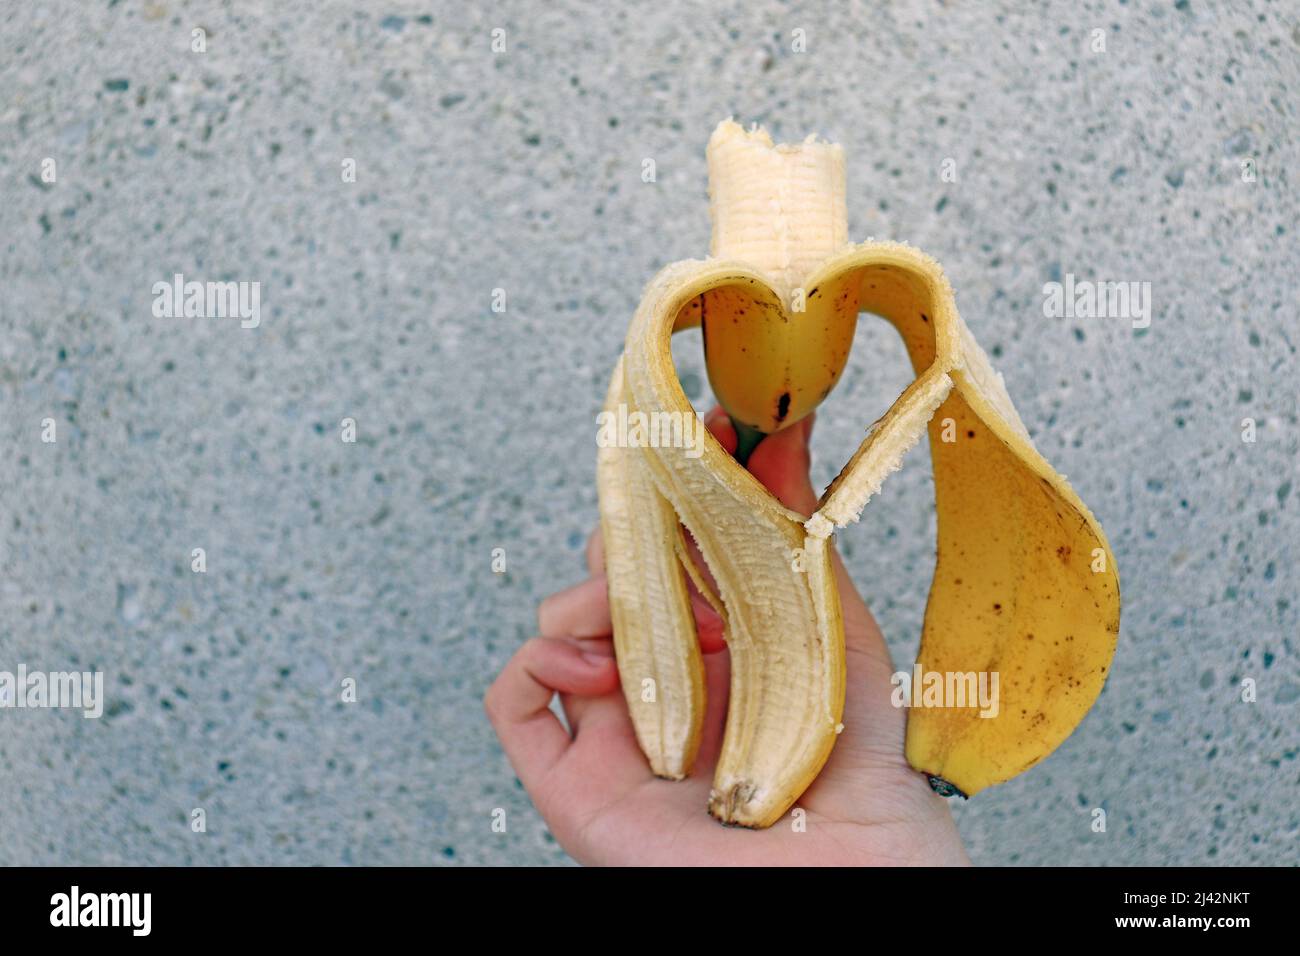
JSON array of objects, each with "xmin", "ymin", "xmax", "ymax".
[{"xmin": 731, "ymin": 420, "xmax": 765, "ymax": 466}]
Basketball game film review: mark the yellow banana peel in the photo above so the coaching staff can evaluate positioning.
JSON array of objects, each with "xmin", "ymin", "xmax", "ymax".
[{"xmin": 596, "ymin": 119, "xmax": 1120, "ymax": 827}]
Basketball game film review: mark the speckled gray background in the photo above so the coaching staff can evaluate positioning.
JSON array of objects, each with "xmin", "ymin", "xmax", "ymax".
[{"xmin": 1, "ymin": 0, "xmax": 1296, "ymax": 866}]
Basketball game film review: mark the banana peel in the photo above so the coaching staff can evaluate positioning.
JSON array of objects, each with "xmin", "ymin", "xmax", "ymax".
[{"xmin": 596, "ymin": 120, "xmax": 1120, "ymax": 827}]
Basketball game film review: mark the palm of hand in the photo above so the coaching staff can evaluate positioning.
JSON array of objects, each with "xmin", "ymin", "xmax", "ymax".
[
  {"xmin": 486, "ymin": 413, "xmax": 969, "ymax": 866},
  {"xmin": 530, "ymin": 575, "xmax": 966, "ymax": 866}
]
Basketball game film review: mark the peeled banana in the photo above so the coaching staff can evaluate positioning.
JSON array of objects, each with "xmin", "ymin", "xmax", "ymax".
[
  {"xmin": 596, "ymin": 119, "xmax": 1120, "ymax": 827},
  {"xmin": 684, "ymin": 124, "xmax": 861, "ymax": 459}
]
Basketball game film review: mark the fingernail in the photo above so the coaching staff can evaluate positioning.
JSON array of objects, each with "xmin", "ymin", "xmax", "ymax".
[{"xmin": 581, "ymin": 650, "xmax": 613, "ymax": 666}]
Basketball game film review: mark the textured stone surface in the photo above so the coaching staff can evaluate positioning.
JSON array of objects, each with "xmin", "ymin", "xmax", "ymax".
[{"xmin": 0, "ymin": 0, "xmax": 1295, "ymax": 865}]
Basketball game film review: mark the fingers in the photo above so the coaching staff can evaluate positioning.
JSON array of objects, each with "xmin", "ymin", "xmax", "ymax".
[
  {"xmin": 540, "ymin": 573, "xmax": 726, "ymax": 653},
  {"xmin": 707, "ymin": 403, "xmax": 821, "ymax": 515},
  {"xmin": 746, "ymin": 414, "xmax": 819, "ymax": 516},
  {"xmin": 690, "ymin": 592, "xmax": 726, "ymax": 653},
  {"xmin": 556, "ymin": 637, "xmax": 623, "ymax": 732},
  {"xmin": 539, "ymin": 576, "xmax": 611, "ymax": 639},
  {"xmin": 585, "ymin": 527, "xmax": 604, "ymax": 575},
  {"xmin": 484, "ymin": 636, "xmax": 621, "ymax": 791},
  {"xmin": 704, "ymin": 407, "xmax": 738, "ymax": 455}
]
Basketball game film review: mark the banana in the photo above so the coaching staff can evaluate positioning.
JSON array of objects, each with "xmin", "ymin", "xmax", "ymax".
[
  {"xmin": 680, "ymin": 123, "xmax": 861, "ymax": 459},
  {"xmin": 596, "ymin": 119, "xmax": 1120, "ymax": 826},
  {"xmin": 601, "ymin": 279, "xmax": 846, "ymax": 826}
]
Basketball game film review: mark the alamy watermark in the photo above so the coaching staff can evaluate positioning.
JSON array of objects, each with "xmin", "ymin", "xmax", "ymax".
[
  {"xmin": 1043, "ymin": 273, "xmax": 1150, "ymax": 329},
  {"xmin": 0, "ymin": 665, "xmax": 104, "ymax": 718},
  {"xmin": 152, "ymin": 272, "xmax": 261, "ymax": 328},
  {"xmin": 596, "ymin": 404, "xmax": 706, "ymax": 459},
  {"xmin": 891, "ymin": 663, "xmax": 1000, "ymax": 718},
  {"xmin": 50, "ymin": 886, "xmax": 150, "ymax": 936}
]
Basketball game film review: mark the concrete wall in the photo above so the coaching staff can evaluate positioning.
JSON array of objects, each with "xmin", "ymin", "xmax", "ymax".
[{"xmin": 0, "ymin": 0, "xmax": 1295, "ymax": 865}]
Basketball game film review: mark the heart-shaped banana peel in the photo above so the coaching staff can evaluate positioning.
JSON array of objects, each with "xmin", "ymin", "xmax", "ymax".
[{"xmin": 596, "ymin": 119, "xmax": 1121, "ymax": 828}]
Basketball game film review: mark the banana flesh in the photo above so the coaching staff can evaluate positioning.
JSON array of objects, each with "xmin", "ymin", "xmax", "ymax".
[
  {"xmin": 689, "ymin": 123, "xmax": 861, "ymax": 439},
  {"xmin": 596, "ymin": 120, "xmax": 1120, "ymax": 826}
]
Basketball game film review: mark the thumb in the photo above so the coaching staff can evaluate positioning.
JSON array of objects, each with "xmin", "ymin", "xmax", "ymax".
[{"xmin": 746, "ymin": 414, "xmax": 819, "ymax": 517}]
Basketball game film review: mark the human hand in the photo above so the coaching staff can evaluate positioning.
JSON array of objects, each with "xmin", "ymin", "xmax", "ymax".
[{"xmin": 485, "ymin": 409, "xmax": 970, "ymax": 865}]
